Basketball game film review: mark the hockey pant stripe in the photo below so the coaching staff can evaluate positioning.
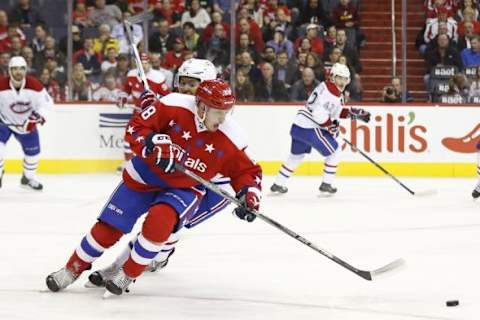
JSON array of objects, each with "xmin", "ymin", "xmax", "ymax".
[
  {"xmin": 314, "ymin": 128, "xmax": 336, "ymax": 154},
  {"xmin": 185, "ymin": 198, "xmax": 229, "ymax": 228}
]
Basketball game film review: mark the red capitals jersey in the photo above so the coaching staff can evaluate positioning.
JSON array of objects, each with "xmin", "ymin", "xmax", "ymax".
[
  {"xmin": 124, "ymin": 68, "xmax": 171, "ymax": 107},
  {"xmin": 123, "ymin": 93, "xmax": 262, "ymax": 193}
]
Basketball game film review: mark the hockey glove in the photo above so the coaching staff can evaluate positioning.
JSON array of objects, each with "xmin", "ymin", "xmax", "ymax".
[
  {"xmin": 349, "ymin": 108, "xmax": 371, "ymax": 123},
  {"xmin": 140, "ymin": 90, "xmax": 156, "ymax": 110},
  {"xmin": 326, "ymin": 119, "xmax": 340, "ymax": 136},
  {"xmin": 116, "ymin": 92, "xmax": 129, "ymax": 109},
  {"xmin": 144, "ymin": 133, "xmax": 176, "ymax": 173},
  {"xmin": 233, "ymin": 186, "xmax": 261, "ymax": 222},
  {"xmin": 23, "ymin": 111, "xmax": 45, "ymax": 132}
]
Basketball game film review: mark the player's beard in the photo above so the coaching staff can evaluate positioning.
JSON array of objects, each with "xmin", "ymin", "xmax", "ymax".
[{"xmin": 11, "ymin": 73, "xmax": 25, "ymax": 88}]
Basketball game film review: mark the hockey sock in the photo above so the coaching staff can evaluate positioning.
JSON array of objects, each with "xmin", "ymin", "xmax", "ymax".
[
  {"xmin": 152, "ymin": 231, "xmax": 180, "ymax": 263},
  {"xmin": 23, "ymin": 154, "xmax": 40, "ymax": 180},
  {"xmin": 67, "ymin": 221, "xmax": 123, "ymax": 275},
  {"xmin": 323, "ymin": 148, "xmax": 341, "ymax": 185},
  {"xmin": 274, "ymin": 153, "xmax": 305, "ymax": 186},
  {"xmin": 123, "ymin": 204, "xmax": 178, "ymax": 278}
]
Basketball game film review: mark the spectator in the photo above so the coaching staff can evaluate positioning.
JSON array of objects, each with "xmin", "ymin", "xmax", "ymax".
[
  {"xmin": 237, "ymin": 51, "xmax": 262, "ymax": 84},
  {"xmin": 456, "ymin": 0, "xmax": 479, "ymax": 21},
  {"xmin": 331, "ymin": 0, "xmax": 364, "ymax": 48},
  {"xmin": 111, "ymin": 53, "xmax": 130, "ymax": 87},
  {"xmin": 21, "ymin": 46, "xmax": 37, "ymax": 75},
  {"xmin": 254, "ymin": 62, "xmax": 289, "ymax": 101},
  {"xmin": 39, "ymin": 36, "xmax": 65, "ymax": 70},
  {"xmin": 154, "ymin": 0, "xmax": 182, "ymax": 29},
  {"xmin": 236, "ymin": 17, "xmax": 264, "ymax": 54},
  {"xmin": 73, "ymin": 38, "xmax": 102, "ymax": 80},
  {"xmin": 294, "ymin": 24, "xmax": 324, "ymax": 57},
  {"xmin": 266, "ymin": 26, "xmax": 295, "ymax": 58},
  {"xmin": 273, "ymin": 50, "xmax": 297, "ymax": 88},
  {"xmin": 290, "ymin": 67, "xmax": 320, "ymax": 101},
  {"xmin": 162, "ymin": 37, "xmax": 186, "ymax": 71},
  {"xmin": 149, "ymin": 52, "xmax": 173, "ymax": 88},
  {"xmin": 199, "ymin": 23, "xmax": 230, "ymax": 69},
  {"xmin": 39, "ymin": 68, "xmax": 62, "ymax": 101},
  {"xmin": 9, "ymin": 36, "xmax": 24, "ymax": 56},
  {"xmin": 297, "ymin": 0, "xmax": 330, "ymax": 28},
  {"xmin": 45, "ymin": 57, "xmax": 66, "ymax": 89},
  {"xmin": 0, "ymin": 52, "xmax": 11, "ymax": 77},
  {"xmin": 457, "ymin": 21, "xmax": 476, "ymax": 51},
  {"xmin": 93, "ymin": 23, "xmax": 120, "ymax": 57},
  {"xmin": 203, "ymin": 11, "xmax": 230, "ymax": 44},
  {"xmin": 149, "ymin": 18, "xmax": 175, "ymax": 55},
  {"xmin": 71, "ymin": 63, "xmax": 93, "ymax": 101},
  {"xmin": 235, "ymin": 69, "xmax": 255, "ymax": 101},
  {"xmin": 30, "ymin": 24, "xmax": 48, "ymax": 56},
  {"xmin": 182, "ymin": 21, "xmax": 201, "ymax": 54},
  {"xmin": 324, "ymin": 25, "xmax": 337, "ymax": 54},
  {"xmin": 458, "ymin": 7, "xmax": 480, "ymax": 38},
  {"xmin": 237, "ymin": 32, "xmax": 260, "ymax": 63},
  {"xmin": 59, "ymin": 25, "xmax": 84, "ymax": 56},
  {"xmin": 101, "ymin": 47, "xmax": 118, "ymax": 73},
  {"xmin": 261, "ymin": 45, "xmax": 277, "ymax": 64},
  {"xmin": 424, "ymin": 7, "xmax": 458, "ymax": 46},
  {"xmin": 72, "ymin": 0, "xmax": 92, "ymax": 28},
  {"xmin": 274, "ymin": 7, "xmax": 296, "ymax": 41},
  {"xmin": 323, "ymin": 47, "xmax": 342, "ymax": 76},
  {"xmin": 181, "ymin": 0, "xmax": 211, "ymax": 29},
  {"xmin": 0, "ymin": 10, "xmax": 8, "ymax": 44},
  {"xmin": 425, "ymin": 0, "xmax": 458, "ymax": 22},
  {"xmin": 382, "ymin": 76, "xmax": 414, "ymax": 102},
  {"xmin": 112, "ymin": 11, "xmax": 143, "ymax": 55},
  {"xmin": 92, "ymin": 72, "xmax": 122, "ymax": 102},
  {"xmin": 90, "ymin": 0, "xmax": 122, "ymax": 28},
  {"xmin": 305, "ymin": 52, "xmax": 325, "ymax": 81},
  {"xmin": 469, "ymin": 65, "xmax": 480, "ymax": 100},
  {"xmin": 425, "ymin": 34, "xmax": 464, "ymax": 72},
  {"xmin": 461, "ymin": 35, "xmax": 480, "ymax": 67},
  {"xmin": 9, "ymin": 0, "xmax": 44, "ymax": 29},
  {"xmin": 440, "ymin": 73, "xmax": 470, "ymax": 103},
  {"xmin": 338, "ymin": 54, "xmax": 362, "ymax": 101},
  {"xmin": 332, "ymin": 28, "xmax": 362, "ymax": 73},
  {"xmin": 128, "ymin": 0, "xmax": 154, "ymax": 14}
]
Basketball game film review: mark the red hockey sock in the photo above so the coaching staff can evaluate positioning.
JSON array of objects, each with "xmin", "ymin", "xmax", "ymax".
[
  {"xmin": 66, "ymin": 221, "xmax": 123, "ymax": 276},
  {"xmin": 123, "ymin": 204, "xmax": 178, "ymax": 278}
]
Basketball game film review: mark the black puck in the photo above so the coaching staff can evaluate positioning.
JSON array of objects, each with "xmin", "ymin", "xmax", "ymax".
[{"xmin": 446, "ymin": 300, "xmax": 459, "ymax": 307}]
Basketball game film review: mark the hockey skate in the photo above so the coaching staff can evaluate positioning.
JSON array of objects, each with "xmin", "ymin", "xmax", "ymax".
[
  {"xmin": 0, "ymin": 172, "xmax": 2, "ymax": 188},
  {"xmin": 46, "ymin": 267, "xmax": 78, "ymax": 292},
  {"xmin": 105, "ymin": 268, "xmax": 134, "ymax": 296},
  {"xmin": 20, "ymin": 174, "xmax": 43, "ymax": 191},
  {"xmin": 145, "ymin": 248, "xmax": 175, "ymax": 272},
  {"xmin": 270, "ymin": 183, "xmax": 288, "ymax": 194},
  {"xmin": 86, "ymin": 263, "xmax": 120, "ymax": 288},
  {"xmin": 473, "ymin": 183, "xmax": 480, "ymax": 200},
  {"xmin": 319, "ymin": 182, "xmax": 337, "ymax": 195}
]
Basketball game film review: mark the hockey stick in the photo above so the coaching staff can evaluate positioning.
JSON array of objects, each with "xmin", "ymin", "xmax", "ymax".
[
  {"xmin": 343, "ymin": 139, "xmax": 436, "ymax": 197},
  {"xmin": 174, "ymin": 163, "xmax": 405, "ymax": 281}
]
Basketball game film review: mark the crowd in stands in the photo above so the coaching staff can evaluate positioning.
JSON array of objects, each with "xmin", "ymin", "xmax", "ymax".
[
  {"xmin": 416, "ymin": 0, "xmax": 480, "ymax": 103},
  {"xmin": 0, "ymin": 0, "xmax": 367, "ymax": 103}
]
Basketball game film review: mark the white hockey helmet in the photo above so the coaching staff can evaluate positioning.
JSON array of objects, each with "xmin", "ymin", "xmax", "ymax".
[
  {"xmin": 330, "ymin": 63, "xmax": 350, "ymax": 84},
  {"xmin": 174, "ymin": 58, "xmax": 217, "ymax": 88},
  {"xmin": 8, "ymin": 56, "xmax": 27, "ymax": 70}
]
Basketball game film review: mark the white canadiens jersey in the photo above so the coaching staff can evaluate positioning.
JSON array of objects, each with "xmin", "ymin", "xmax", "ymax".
[
  {"xmin": 0, "ymin": 76, "xmax": 53, "ymax": 134},
  {"xmin": 293, "ymin": 81, "xmax": 345, "ymax": 129}
]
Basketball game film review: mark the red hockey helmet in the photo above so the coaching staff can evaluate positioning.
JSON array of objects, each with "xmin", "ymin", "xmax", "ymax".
[{"xmin": 196, "ymin": 79, "xmax": 235, "ymax": 110}]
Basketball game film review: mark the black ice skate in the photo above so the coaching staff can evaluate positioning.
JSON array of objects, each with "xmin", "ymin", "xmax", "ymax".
[
  {"xmin": 270, "ymin": 183, "xmax": 288, "ymax": 194},
  {"xmin": 105, "ymin": 268, "xmax": 134, "ymax": 295},
  {"xmin": 473, "ymin": 184, "xmax": 480, "ymax": 199},
  {"xmin": 145, "ymin": 248, "xmax": 175, "ymax": 272},
  {"xmin": 319, "ymin": 182, "xmax": 337, "ymax": 195},
  {"xmin": 46, "ymin": 267, "xmax": 78, "ymax": 292},
  {"xmin": 0, "ymin": 172, "xmax": 3, "ymax": 188},
  {"xmin": 20, "ymin": 174, "xmax": 43, "ymax": 191},
  {"xmin": 87, "ymin": 263, "xmax": 120, "ymax": 288}
]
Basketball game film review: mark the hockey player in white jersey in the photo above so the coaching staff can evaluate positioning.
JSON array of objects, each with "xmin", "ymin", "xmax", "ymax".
[
  {"xmin": 0, "ymin": 56, "xmax": 53, "ymax": 190},
  {"xmin": 473, "ymin": 143, "xmax": 480, "ymax": 199},
  {"xmin": 270, "ymin": 63, "xmax": 370, "ymax": 195},
  {"xmin": 86, "ymin": 58, "xmax": 237, "ymax": 288}
]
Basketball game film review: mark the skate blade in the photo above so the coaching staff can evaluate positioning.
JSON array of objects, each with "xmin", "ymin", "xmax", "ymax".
[
  {"xmin": 84, "ymin": 281, "xmax": 103, "ymax": 289},
  {"xmin": 414, "ymin": 189, "xmax": 437, "ymax": 197},
  {"xmin": 317, "ymin": 192, "xmax": 336, "ymax": 198},
  {"xmin": 102, "ymin": 290, "xmax": 115, "ymax": 299},
  {"xmin": 20, "ymin": 185, "xmax": 43, "ymax": 192}
]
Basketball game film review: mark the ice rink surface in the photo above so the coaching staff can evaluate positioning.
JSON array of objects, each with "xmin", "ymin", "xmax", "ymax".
[{"xmin": 0, "ymin": 174, "xmax": 479, "ymax": 320}]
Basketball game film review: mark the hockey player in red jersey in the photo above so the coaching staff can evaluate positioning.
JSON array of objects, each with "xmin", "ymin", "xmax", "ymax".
[
  {"xmin": 46, "ymin": 79, "xmax": 262, "ymax": 296},
  {"xmin": 116, "ymin": 52, "xmax": 171, "ymax": 173},
  {"xmin": 0, "ymin": 56, "xmax": 53, "ymax": 190}
]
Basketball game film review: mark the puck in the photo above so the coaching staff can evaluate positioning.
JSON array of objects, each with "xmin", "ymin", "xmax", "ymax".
[{"xmin": 446, "ymin": 300, "xmax": 459, "ymax": 307}]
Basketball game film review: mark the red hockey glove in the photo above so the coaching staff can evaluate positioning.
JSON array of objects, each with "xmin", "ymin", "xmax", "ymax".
[
  {"xmin": 349, "ymin": 108, "xmax": 371, "ymax": 123},
  {"xmin": 23, "ymin": 112, "xmax": 45, "ymax": 132},
  {"xmin": 140, "ymin": 90, "xmax": 156, "ymax": 110},
  {"xmin": 116, "ymin": 92, "xmax": 129, "ymax": 109},
  {"xmin": 233, "ymin": 186, "xmax": 261, "ymax": 222},
  {"xmin": 143, "ymin": 133, "xmax": 176, "ymax": 173}
]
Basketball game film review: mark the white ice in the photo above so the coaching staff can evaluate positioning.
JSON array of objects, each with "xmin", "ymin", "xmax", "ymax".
[{"xmin": 0, "ymin": 174, "xmax": 479, "ymax": 320}]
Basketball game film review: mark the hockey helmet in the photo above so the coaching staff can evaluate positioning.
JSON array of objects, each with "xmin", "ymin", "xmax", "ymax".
[
  {"xmin": 196, "ymin": 79, "xmax": 235, "ymax": 110},
  {"xmin": 8, "ymin": 56, "xmax": 27, "ymax": 70},
  {"xmin": 330, "ymin": 63, "xmax": 351, "ymax": 84},
  {"xmin": 174, "ymin": 58, "xmax": 217, "ymax": 88}
]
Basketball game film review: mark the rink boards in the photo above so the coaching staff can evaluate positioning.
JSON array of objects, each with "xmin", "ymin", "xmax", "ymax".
[{"xmin": 3, "ymin": 103, "xmax": 479, "ymax": 177}]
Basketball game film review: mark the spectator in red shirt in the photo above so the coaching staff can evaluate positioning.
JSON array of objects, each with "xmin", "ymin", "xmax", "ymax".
[
  {"xmin": 0, "ymin": 10, "xmax": 8, "ymax": 44},
  {"xmin": 128, "ymin": 0, "xmax": 154, "ymax": 14},
  {"xmin": 458, "ymin": 8, "xmax": 480, "ymax": 37},
  {"xmin": 72, "ymin": 0, "xmax": 92, "ymax": 28},
  {"xmin": 162, "ymin": 37, "xmax": 186, "ymax": 71},
  {"xmin": 154, "ymin": 0, "xmax": 182, "ymax": 29},
  {"xmin": 236, "ymin": 15, "xmax": 265, "ymax": 54},
  {"xmin": 203, "ymin": 11, "xmax": 230, "ymax": 43},
  {"xmin": 294, "ymin": 24, "xmax": 324, "ymax": 57},
  {"xmin": 0, "ymin": 25, "xmax": 27, "ymax": 53}
]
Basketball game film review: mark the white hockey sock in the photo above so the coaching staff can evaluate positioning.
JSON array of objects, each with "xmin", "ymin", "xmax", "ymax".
[
  {"xmin": 322, "ymin": 148, "xmax": 341, "ymax": 185},
  {"xmin": 274, "ymin": 153, "xmax": 305, "ymax": 186},
  {"xmin": 153, "ymin": 231, "xmax": 180, "ymax": 262},
  {"xmin": 0, "ymin": 142, "xmax": 5, "ymax": 176},
  {"xmin": 23, "ymin": 154, "xmax": 40, "ymax": 180}
]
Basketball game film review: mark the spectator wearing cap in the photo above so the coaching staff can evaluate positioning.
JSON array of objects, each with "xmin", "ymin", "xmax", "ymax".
[
  {"xmin": 162, "ymin": 37, "xmax": 186, "ymax": 71},
  {"xmin": 424, "ymin": 6, "xmax": 458, "ymax": 46},
  {"xmin": 73, "ymin": 0, "xmax": 92, "ymax": 28},
  {"xmin": 182, "ymin": 22, "xmax": 201, "ymax": 54},
  {"xmin": 273, "ymin": 50, "xmax": 297, "ymax": 88},
  {"xmin": 461, "ymin": 35, "xmax": 480, "ymax": 67},
  {"xmin": 9, "ymin": 0, "xmax": 44, "ymax": 30},
  {"xmin": 290, "ymin": 67, "xmax": 320, "ymax": 101},
  {"xmin": 255, "ymin": 62, "xmax": 289, "ymax": 102},
  {"xmin": 39, "ymin": 68, "xmax": 62, "ymax": 101},
  {"xmin": 59, "ymin": 25, "xmax": 84, "ymax": 56},
  {"xmin": 297, "ymin": 0, "xmax": 330, "ymax": 29},
  {"xmin": 266, "ymin": 26, "xmax": 295, "ymax": 58},
  {"xmin": 203, "ymin": 11, "xmax": 230, "ymax": 44},
  {"xmin": 294, "ymin": 24, "xmax": 324, "ymax": 57},
  {"xmin": 90, "ymin": 0, "xmax": 122, "ymax": 28},
  {"xmin": 93, "ymin": 23, "xmax": 120, "ymax": 57},
  {"xmin": 112, "ymin": 11, "xmax": 144, "ymax": 54},
  {"xmin": 236, "ymin": 17, "xmax": 265, "ymax": 54},
  {"xmin": 331, "ymin": 0, "xmax": 365, "ymax": 48},
  {"xmin": 149, "ymin": 18, "xmax": 175, "ymax": 55},
  {"xmin": 73, "ymin": 38, "xmax": 102, "ymax": 80},
  {"xmin": 181, "ymin": 0, "xmax": 211, "ymax": 30},
  {"xmin": 199, "ymin": 23, "xmax": 230, "ymax": 69}
]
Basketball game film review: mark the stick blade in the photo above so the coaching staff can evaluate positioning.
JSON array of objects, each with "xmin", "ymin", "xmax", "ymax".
[
  {"xmin": 413, "ymin": 189, "xmax": 437, "ymax": 197},
  {"xmin": 126, "ymin": 11, "xmax": 154, "ymax": 24},
  {"xmin": 370, "ymin": 258, "xmax": 406, "ymax": 280}
]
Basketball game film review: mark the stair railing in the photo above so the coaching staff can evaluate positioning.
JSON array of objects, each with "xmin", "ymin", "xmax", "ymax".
[{"xmin": 391, "ymin": 0, "xmax": 397, "ymax": 77}]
